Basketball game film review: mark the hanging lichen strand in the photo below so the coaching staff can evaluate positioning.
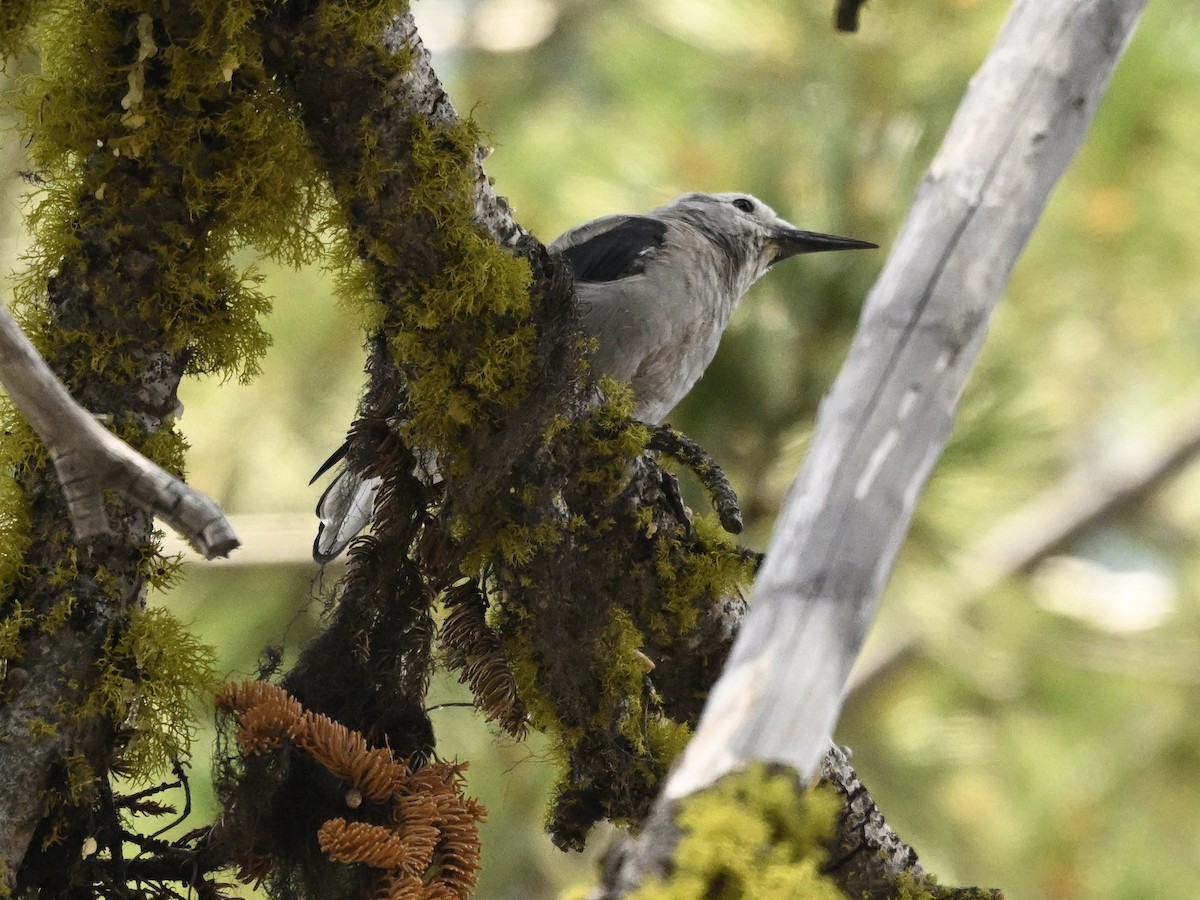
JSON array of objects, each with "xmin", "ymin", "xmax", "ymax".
[
  {"xmin": 259, "ymin": 3, "xmax": 757, "ymax": 852},
  {"xmin": 0, "ymin": 1, "xmax": 328, "ymax": 891}
]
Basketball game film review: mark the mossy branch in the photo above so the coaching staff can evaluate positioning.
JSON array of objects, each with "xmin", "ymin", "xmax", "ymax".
[
  {"xmin": 603, "ymin": 751, "xmax": 1003, "ymax": 900},
  {"xmin": 0, "ymin": 1, "xmax": 327, "ymax": 891},
  {"xmin": 255, "ymin": 3, "xmax": 751, "ymax": 853}
]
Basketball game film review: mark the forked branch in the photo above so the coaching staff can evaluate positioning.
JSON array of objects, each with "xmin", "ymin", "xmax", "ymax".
[{"xmin": 0, "ymin": 303, "xmax": 238, "ymax": 559}]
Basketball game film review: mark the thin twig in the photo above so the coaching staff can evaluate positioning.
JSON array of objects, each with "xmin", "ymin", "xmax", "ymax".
[{"xmin": 143, "ymin": 761, "xmax": 192, "ymax": 845}]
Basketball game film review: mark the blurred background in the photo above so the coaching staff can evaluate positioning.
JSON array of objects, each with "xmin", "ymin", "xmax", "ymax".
[{"xmin": 3, "ymin": 0, "xmax": 1200, "ymax": 897}]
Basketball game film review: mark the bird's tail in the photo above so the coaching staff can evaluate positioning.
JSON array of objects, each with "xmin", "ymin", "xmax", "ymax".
[{"xmin": 312, "ymin": 449, "xmax": 382, "ymax": 563}]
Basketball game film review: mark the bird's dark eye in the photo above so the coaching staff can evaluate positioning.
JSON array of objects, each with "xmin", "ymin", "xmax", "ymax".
[{"xmin": 732, "ymin": 197, "xmax": 755, "ymax": 213}]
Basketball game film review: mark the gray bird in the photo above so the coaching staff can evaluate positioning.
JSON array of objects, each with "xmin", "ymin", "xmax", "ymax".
[{"xmin": 313, "ymin": 191, "xmax": 876, "ymax": 561}]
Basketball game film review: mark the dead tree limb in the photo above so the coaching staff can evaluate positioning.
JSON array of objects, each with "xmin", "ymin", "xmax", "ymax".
[
  {"xmin": 607, "ymin": 0, "xmax": 1146, "ymax": 892},
  {"xmin": 0, "ymin": 303, "xmax": 239, "ymax": 560},
  {"xmin": 667, "ymin": 0, "xmax": 1146, "ymax": 797}
]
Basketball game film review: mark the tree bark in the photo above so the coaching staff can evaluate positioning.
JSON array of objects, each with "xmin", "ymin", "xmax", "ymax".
[{"xmin": 668, "ymin": 0, "xmax": 1146, "ymax": 797}]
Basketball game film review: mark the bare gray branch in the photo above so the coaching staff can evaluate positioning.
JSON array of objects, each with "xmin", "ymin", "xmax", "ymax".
[{"xmin": 0, "ymin": 303, "xmax": 238, "ymax": 560}]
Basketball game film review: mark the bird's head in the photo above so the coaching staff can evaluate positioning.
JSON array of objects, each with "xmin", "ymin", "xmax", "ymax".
[{"xmin": 658, "ymin": 192, "xmax": 877, "ymax": 285}]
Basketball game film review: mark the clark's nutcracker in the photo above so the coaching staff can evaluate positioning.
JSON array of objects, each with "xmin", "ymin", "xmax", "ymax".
[{"xmin": 313, "ymin": 192, "xmax": 876, "ymax": 562}]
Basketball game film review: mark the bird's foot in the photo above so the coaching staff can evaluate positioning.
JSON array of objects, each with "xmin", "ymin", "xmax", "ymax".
[{"xmin": 647, "ymin": 424, "xmax": 743, "ymax": 534}]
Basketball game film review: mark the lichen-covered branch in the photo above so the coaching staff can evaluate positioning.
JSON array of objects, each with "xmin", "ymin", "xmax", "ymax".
[
  {"xmin": 0, "ymin": 303, "xmax": 238, "ymax": 559},
  {"xmin": 0, "ymin": 2, "xmax": 327, "ymax": 892},
  {"xmin": 248, "ymin": 2, "xmax": 751, "ymax": 866},
  {"xmin": 600, "ymin": 748, "xmax": 1001, "ymax": 899}
]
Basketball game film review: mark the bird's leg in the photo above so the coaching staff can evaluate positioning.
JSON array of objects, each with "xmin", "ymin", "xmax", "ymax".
[
  {"xmin": 657, "ymin": 466, "xmax": 692, "ymax": 535},
  {"xmin": 647, "ymin": 424, "xmax": 743, "ymax": 534}
]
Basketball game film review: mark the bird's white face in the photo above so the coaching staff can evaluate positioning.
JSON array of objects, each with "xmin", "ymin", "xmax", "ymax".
[
  {"xmin": 662, "ymin": 192, "xmax": 799, "ymax": 280},
  {"xmin": 664, "ymin": 191, "xmax": 876, "ymax": 275},
  {"xmin": 667, "ymin": 191, "xmax": 785, "ymax": 233}
]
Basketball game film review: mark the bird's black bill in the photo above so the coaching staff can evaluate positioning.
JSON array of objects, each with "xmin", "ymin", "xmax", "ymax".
[{"xmin": 769, "ymin": 228, "xmax": 878, "ymax": 265}]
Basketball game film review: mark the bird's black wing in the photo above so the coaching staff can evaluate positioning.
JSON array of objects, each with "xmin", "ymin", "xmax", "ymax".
[{"xmin": 557, "ymin": 215, "xmax": 667, "ymax": 283}]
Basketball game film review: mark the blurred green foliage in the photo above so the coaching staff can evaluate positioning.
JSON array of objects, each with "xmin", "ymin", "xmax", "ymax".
[{"xmin": 3, "ymin": 0, "xmax": 1200, "ymax": 897}]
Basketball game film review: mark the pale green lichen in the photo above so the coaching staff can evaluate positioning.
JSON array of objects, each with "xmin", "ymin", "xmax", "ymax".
[
  {"xmin": 0, "ymin": 0, "xmax": 41, "ymax": 60},
  {"xmin": 628, "ymin": 766, "xmax": 843, "ymax": 900},
  {"xmin": 89, "ymin": 606, "xmax": 219, "ymax": 777},
  {"xmin": 648, "ymin": 516, "xmax": 757, "ymax": 641},
  {"xmin": 383, "ymin": 117, "xmax": 537, "ymax": 476}
]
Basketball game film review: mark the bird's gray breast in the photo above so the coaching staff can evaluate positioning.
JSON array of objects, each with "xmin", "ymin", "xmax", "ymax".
[{"xmin": 578, "ymin": 247, "xmax": 733, "ymax": 424}]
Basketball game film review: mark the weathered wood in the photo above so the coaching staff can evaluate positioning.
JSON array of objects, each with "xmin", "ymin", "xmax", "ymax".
[
  {"xmin": 664, "ymin": 0, "xmax": 1146, "ymax": 800},
  {"xmin": 0, "ymin": 303, "xmax": 238, "ymax": 560}
]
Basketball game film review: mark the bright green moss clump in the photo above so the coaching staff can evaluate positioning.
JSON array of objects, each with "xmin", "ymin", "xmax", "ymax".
[
  {"xmin": 11, "ymin": 1, "xmax": 334, "ymax": 387},
  {"xmin": 0, "ymin": 420, "xmax": 32, "ymax": 602},
  {"xmin": 88, "ymin": 607, "xmax": 219, "ymax": 776},
  {"xmin": 387, "ymin": 117, "xmax": 536, "ymax": 477},
  {"xmin": 629, "ymin": 766, "xmax": 843, "ymax": 900}
]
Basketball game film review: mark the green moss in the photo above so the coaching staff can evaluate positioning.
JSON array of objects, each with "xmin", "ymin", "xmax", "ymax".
[
  {"xmin": 37, "ymin": 594, "xmax": 77, "ymax": 635},
  {"xmin": 60, "ymin": 749, "xmax": 97, "ymax": 805},
  {"xmin": 598, "ymin": 608, "xmax": 649, "ymax": 750},
  {"xmin": 313, "ymin": 1, "xmax": 411, "ymax": 55},
  {"xmin": 19, "ymin": 0, "xmax": 766, "ymax": 862},
  {"xmin": 9, "ymin": 0, "xmax": 338, "ymax": 388},
  {"xmin": 490, "ymin": 521, "xmax": 564, "ymax": 568},
  {"xmin": 86, "ymin": 607, "xmax": 218, "ymax": 777},
  {"xmin": 645, "ymin": 715, "xmax": 691, "ymax": 763},
  {"xmin": 0, "ymin": 408, "xmax": 35, "ymax": 596},
  {"xmin": 0, "ymin": 3, "xmax": 332, "ymax": 844},
  {"xmin": 0, "ymin": 1, "xmax": 333, "ymax": 535},
  {"xmin": 648, "ymin": 517, "xmax": 757, "ymax": 642},
  {"xmin": 0, "ymin": 600, "xmax": 33, "ymax": 662},
  {"xmin": 0, "ymin": 0, "xmax": 40, "ymax": 60},
  {"xmin": 629, "ymin": 766, "xmax": 843, "ymax": 900},
  {"xmin": 28, "ymin": 718, "xmax": 58, "ymax": 740},
  {"xmin": 888, "ymin": 868, "xmax": 1001, "ymax": 900},
  {"xmin": 505, "ymin": 613, "xmax": 580, "ymax": 744},
  {"xmin": 382, "ymin": 116, "xmax": 537, "ymax": 475}
]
